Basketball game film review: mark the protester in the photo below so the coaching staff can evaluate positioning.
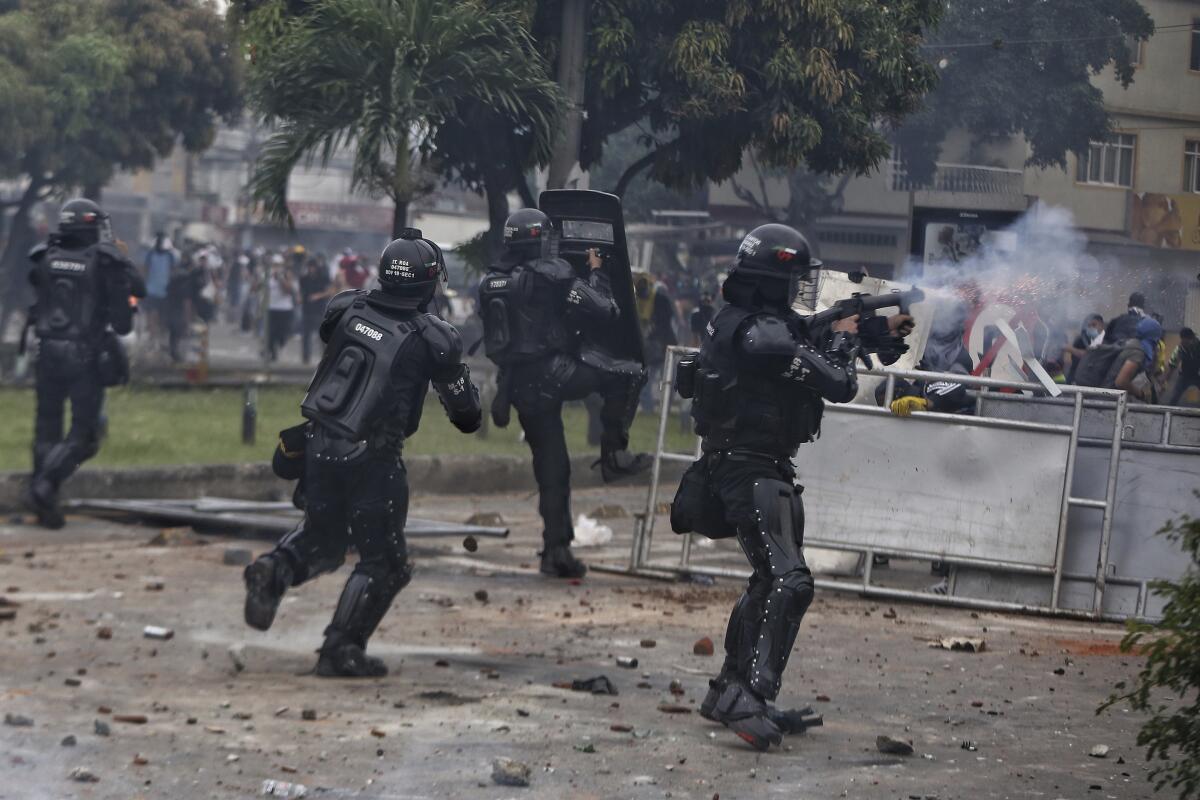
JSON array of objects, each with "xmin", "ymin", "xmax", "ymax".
[
  {"xmin": 689, "ymin": 291, "xmax": 715, "ymax": 347},
  {"xmin": 142, "ymin": 232, "xmax": 176, "ymax": 347},
  {"xmin": 299, "ymin": 256, "xmax": 335, "ymax": 364},
  {"xmin": 338, "ymin": 250, "xmax": 371, "ymax": 290},
  {"xmin": 266, "ymin": 253, "xmax": 297, "ymax": 361},
  {"xmin": 1163, "ymin": 327, "xmax": 1200, "ymax": 406},
  {"xmin": 1064, "ymin": 313, "xmax": 1105, "ymax": 383},
  {"xmin": 1104, "ymin": 292, "xmax": 1146, "ymax": 343},
  {"xmin": 1103, "ymin": 316, "xmax": 1162, "ymax": 402}
]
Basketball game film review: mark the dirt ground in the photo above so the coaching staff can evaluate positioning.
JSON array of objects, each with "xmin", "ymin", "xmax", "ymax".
[{"xmin": 0, "ymin": 485, "xmax": 1158, "ymax": 800}]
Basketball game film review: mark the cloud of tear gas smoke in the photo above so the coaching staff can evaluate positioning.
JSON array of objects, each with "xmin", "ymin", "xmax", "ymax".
[{"xmin": 910, "ymin": 206, "xmax": 1119, "ymax": 338}]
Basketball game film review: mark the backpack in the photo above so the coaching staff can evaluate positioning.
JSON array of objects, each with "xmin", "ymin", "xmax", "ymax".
[{"xmin": 1074, "ymin": 343, "xmax": 1123, "ymax": 388}]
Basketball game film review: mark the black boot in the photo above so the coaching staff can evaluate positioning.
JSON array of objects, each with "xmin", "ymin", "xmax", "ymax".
[
  {"xmin": 700, "ymin": 677, "xmax": 726, "ymax": 721},
  {"xmin": 540, "ymin": 544, "xmax": 587, "ymax": 578},
  {"xmin": 596, "ymin": 447, "xmax": 651, "ymax": 483},
  {"xmin": 315, "ymin": 641, "xmax": 388, "ymax": 678},
  {"xmin": 26, "ymin": 477, "xmax": 64, "ymax": 530},
  {"xmin": 243, "ymin": 554, "xmax": 294, "ymax": 631},
  {"xmin": 710, "ymin": 679, "xmax": 783, "ymax": 751}
]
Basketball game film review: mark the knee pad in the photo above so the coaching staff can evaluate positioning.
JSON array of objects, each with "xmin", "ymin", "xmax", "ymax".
[{"xmin": 774, "ymin": 569, "xmax": 815, "ymax": 620}]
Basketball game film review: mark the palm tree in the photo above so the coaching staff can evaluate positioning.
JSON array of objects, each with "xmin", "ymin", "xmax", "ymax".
[{"xmin": 243, "ymin": 0, "xmax": 563, "ymax": 238}]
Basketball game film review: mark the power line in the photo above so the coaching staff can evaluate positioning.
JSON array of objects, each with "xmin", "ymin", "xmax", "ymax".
[{"xmin": 921, "ymin": 22, "xmax": 1194, "ymax": 50}]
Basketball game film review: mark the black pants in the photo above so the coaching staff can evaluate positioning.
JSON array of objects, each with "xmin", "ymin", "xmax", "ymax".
[
  {"xmin": 32, "ymin": 341, "xmax": 105, "ymax": 491},
  {"xmin": 675, "ymin": 451, "xmax": 814, "ymax": 701},
  {"xmin": 301, "ymin": 306, "xmax": 323, "ymax": 364},
  {"xmin": 268, "ymin": 309, "xmax": 294, "ymax": 360},
  {"xmin": 509, "ymin": 355, "xmax": 640, "ymax": 547},
  {"xmin": 276, "ymin": 444, "xmax": 412, "ymax": 651}
]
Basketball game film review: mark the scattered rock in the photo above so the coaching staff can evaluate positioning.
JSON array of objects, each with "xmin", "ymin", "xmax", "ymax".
[
  {"xmin": 466, "ymin": 511, "xmax": 505, "ymax": 527},
  {"xmin": 68, "ymin": 767, "xmax": 100, "ymax": 783},
  {"xmin": 632, "ymin": 775, "xmax": 658, "ymax": 786},
  {"xmin": 222, "ymin": 548, "xmax": 253, "ymax": 567},
  {"xmin": 610, "ymin": 723, "xmax": 633, "ymax": 733},
  {"xmin": 113, "ymin": 714, "xmax": 148, "ymax": 724},
  {"xmin": 229, "ymin": 644, "xmax": 246, "ymax": 673},
  {"xmin": 876, "ymin": 735, "xmax": 914, "ymax": 756},
  {"xmin": 657, "ymin": 703, "xmax": 692, "ymax": 714},
  {"xmin": 462, "ymin": 536, "xmax": 479, "ymax": 553},
  {"xmin": 144, "ymin": 527, "xmax": 207, "ymax": 547},
  {"xmin": 142, "ymin": 625, "xmax": 174, "ymax": 640},
  {"xmin": 882, "ymin": 607, "xmax": 897, "ymax": 619},
  {"xmin": 668, "ymin": 680, "xmax": 685, "ymax": 696},
  {"xmin": 563, "ymin": 676, "xmax": 617, "ymax": 695},
  {"xmin": 492, "ymin": 757, "xmax": 531, "ymax": 787},
  {"xmin": 64, "ymin": 677, "xmax": 81, "ymax": 687},
  {"xmin": 930, "ymin": 637, "xmax": 985, "ymax": 653},
  {"xmin": 144, "ymin": 579, "xmax": 165, "ymax": 591},
  {"xmin": 640, "ymin": 639, "xmax": 657, "ymax": 648},
  {"xmin": 960, "ymin": 740, "xmax": 978, "ymax": 752},
  {"xmin": 1053, "ymin": 667, "xmax": 1066, "ymax": 676},
  {"xmin": 60, "ymin": 735, "xmax": 77, "ymax": 747},
  {"xmin": 815, "ymin": 694, "xmax": 831, "ymax": 702},
  {"xmin": 205, "ymin": 725, "xmax": 226, "ymax": 734},
  {"xmin": 301, "ymin": 709, "xmax": 317, "ymax": 721},
  {"xmin": 1089, "ymin": 744, "xmax": 1110, "ymax": 759},
  {"xmin": 474, "ymin": 589, "xmax": 489, "ymax": 603},
  {"xmin": 370, "ymin": 728, "xmax": 386, "ymax": 738},
  {"xmin": 616, "ymin": 656, "xmax": 638, "ymax": 669},
  {"xmin": 4, "ymin": 713, "xmax": 33, "ymax": 727},
  {"xmin": 132, "ymin": 754, "xmax": 149, "ymax": 766},
  {"xmin": 693, "ymin": 637, "xmax": 715, "ymax": 656},
  {"xmin": 589, "ymin": 504, "xmax": 628, "ymax": 519},
  {"xmin": 96, "ymin": 626, "xmax": 112, "ymax": 640},
  {"xmin": 416, "ymin": 691, "xmax": 480, "ymax": 706},
  {"xmin": 93, "ymin": 720, "xmax": 111, "ymax": 736},
  {"xmin": 573, "ymin": 742, "xmax": 596, "ymax": 753},
  {"xmin": 232, "ymin": 712, "xmax": 253, "ymax": 720}
]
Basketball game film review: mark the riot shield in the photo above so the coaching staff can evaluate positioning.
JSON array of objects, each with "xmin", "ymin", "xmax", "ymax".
[{"xmin": 539, "ymin": 189, "xmax": 645, "ymax": 365}]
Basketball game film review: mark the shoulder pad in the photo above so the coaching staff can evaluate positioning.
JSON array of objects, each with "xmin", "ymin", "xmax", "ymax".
[
  {"xmin": 415, "ymin": 314, "xmax": 464, "ymax": 364},
  {"xmin": 95, "ymin": 242, "xmax": 129, "ymax": 265},
  {"xmin": 529, "ymin": 257, "xmax": 575, "ymax": 283},
  {"xmin": 28, "ymin": 242, "xmax": 48, "ymax": 263},
  {"xmin": 739, "ymin": 314, "xmax": 797, "ymax": 357},
  {"xmin": 327, "ymin": 289, "xmax": 363, "ymax": 314}
]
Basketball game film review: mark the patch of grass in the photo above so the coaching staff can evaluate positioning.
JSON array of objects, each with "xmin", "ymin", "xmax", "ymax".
[{"xmin": 0, "ymin": 386, "xmax": 697, "ymax": 471}]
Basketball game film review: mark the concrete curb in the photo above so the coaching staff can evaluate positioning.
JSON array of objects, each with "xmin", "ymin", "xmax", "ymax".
[{"xmin": 0, "ymin": 454, "xmax": 686, "ymax": 512}]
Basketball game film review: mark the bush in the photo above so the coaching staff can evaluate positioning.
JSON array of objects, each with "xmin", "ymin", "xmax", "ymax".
[{"xmin": 1100, "ymin": 501, "xmax": 1200, "ymax": 799}]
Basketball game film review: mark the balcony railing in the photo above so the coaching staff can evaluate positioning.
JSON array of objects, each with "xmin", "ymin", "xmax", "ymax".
[{"xmin": 891, "ymin": 162, "xmax": 1025, "ymax": 196}]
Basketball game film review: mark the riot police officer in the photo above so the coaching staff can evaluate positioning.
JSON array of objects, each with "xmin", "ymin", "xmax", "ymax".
[
  {"xmin": 478, "ymin": 209, "xmax": 648, "ymax": 579},
  {"xmin": 670, "ymin": 224, "xmax": 911, "ymax": 750},
  {"xmin": 25, "ymin": 199, "xmax": 145, "ymax": 529},
  {"xmin": 242, "ymin": 229, "xmax": 482, "ymax": 678}
]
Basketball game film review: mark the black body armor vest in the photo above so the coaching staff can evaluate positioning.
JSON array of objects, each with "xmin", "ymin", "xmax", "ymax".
[
  {"xmin": 301, "ymin": 299, "xmax": 417, "ymax": 441},
  {"xmin": 34, "ymin": 243, "xmax": 102, "ymax": 341},
  {"xmin": 689, "ymin": 305, "xmax": 824, "ymax": 456},
  {"xmin": 478, "ymin": 258, "xmax": 573, "ymax": 365}
]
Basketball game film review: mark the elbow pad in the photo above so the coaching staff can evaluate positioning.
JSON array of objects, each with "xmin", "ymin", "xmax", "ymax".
[
  {"xmin": 433, "ymin": 363, "xmax": 482, "ymax": 433},
  {"xmin": 566, "ymin": 273, "xmax": 618, "ymax": 320},
  {"xmin": 781, "ymin": 338, "xmax": 859, "ymax": 403}
]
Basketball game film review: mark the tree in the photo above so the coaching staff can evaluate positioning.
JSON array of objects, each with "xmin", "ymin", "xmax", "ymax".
[
  {"xmin": 241, "ymin": 0, "xmax": 563, "ymax": 239},
  {"xmin": 1100, "ymin": 503, "xmax": 1200, "ymax": 799},
  {"xmin": 0, "ymin": 0, "xmax": 240, "ymax": 322},
  {"xmin": 895, "ymin": 0, "xmax": 1154, "ymax": 183}
]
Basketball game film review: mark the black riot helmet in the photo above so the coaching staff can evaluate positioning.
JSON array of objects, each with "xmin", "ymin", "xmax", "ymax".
[
  {"xmin": 58, "ymin": 198, "xmax": 110, "ymax": 245},
  {"xmin": 502, "ymin": 208, "xmax": 550, "ymax": 253},
  {"xmin": 377, "ymin": 228, "xmax": 446, "ymax": 309},
  {"xmin": 730, "ymin": 223, "xmax": 821, "ymax": 281}
]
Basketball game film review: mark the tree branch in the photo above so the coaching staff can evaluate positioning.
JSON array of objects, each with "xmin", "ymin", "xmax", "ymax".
[{"xmin": 612, "ymin": 150, "xmax": 657, "ymax": 198}]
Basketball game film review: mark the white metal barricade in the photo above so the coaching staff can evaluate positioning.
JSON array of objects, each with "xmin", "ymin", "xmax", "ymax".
[{"xmin": 601, "ymin": 345, "xmax": 1200, "ymax": 622}]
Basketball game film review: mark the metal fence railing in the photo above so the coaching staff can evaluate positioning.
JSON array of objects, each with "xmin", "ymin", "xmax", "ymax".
[{"xmin": 595, "ymin": 345, "xmax": 1200, "ymax": 622}]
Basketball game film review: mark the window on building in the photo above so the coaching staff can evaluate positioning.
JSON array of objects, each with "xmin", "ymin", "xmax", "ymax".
[
  {"xmin": 1126, "ymin": 34, "xmax": 1146, "ymax": 66},
  {"xmin": 1186, "ymin": 141, "xmax": 1200, "ymax": 193},
  {"xmin": 1076, "ymin": 134, "xmax": 1136, "ymax": 187},
  {"xmin": 1192, "ymin": 20, "xmax": 1200, "ymax": 71}
]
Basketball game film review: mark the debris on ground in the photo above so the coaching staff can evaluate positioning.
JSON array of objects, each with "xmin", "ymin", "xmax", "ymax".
[
  {"xmin": 132, "ymin": 754, "xmax": 149, "ymax": 766},
  {"xmin": 573, "ymin": 742, "xmax": 596, "ymax": 753},
  {"xmin": 640, "ymin": 638, "xmax": 657, "ymax": 648},
  {"xmin": 491, "ymin": 757, "xmax": 531, "ymax": 787},
  {"xmin": 60, "ymin": 735, "xmax": 76, "ymax": 747},
  {"xmin": 228, "ymin": 644, "xmax": 246, "ymax": 673},
  {"xmin": 589, "ymin": 504, "xmax": 628, "ymax": 519},
  {"xmin": 144, "ymin": 579, "xmax": 165, "ymax": 591},
  {"xmin": 876, "ymin": 735, "xmax": 915, "ymax": 756},
  {"xmin": 144, "ymin": 527, "xmax": 207, "ymax": 547},
  {"xmin": 668, "ymin": 680, "xmax": 685, "ymax": 696},
  {"xmin": 1089, "ymin": 744, "xmax": 1110, "ymax": 759},
  {"xmin": 142, "ymin": 625, "xmax": 174, "ymax": 640},
  {"xmin": 465, "ymin": 512, "xmax": 505, "ymax": 527},
  {"xmin": 558, "ymin": 676, "xmax": 618, "ymax": 695},
  {"xmin": 632, "ymin": 775, "xmax": 658, "ymax": 786},
  {"xmin": 610, "ymin": 723, "xmax": 633, "ymax": 733},
  {"xmin": 96, "ymin": 626, "xmax": 112, "ymax": 639},
  {"xmin": 474, "ymin": 589, "xmax": 489, "ymax": 603},
  {"xmin": 961, "ymin": 740, "xmax": 978, "ymax": 751},
  {"xmin": 94, "ymin": 720, "xmax": 110, "ymax": 736},
  {"xmin": 657, "ymin": 703, "xmax": 692, "ymax": 714},
  {"xmin": 693, "ymin": 636, "xmax": 715, "ymax": 656},
  {"xmin": 113, "ymin": 714, "xmax": 148, "ymax": 724},
  {"xmin": 261, "ymin": 779, "xmax": 309, "ymax": 798},
  {"xmin": 616, "ymin": 656, "xmax": 638, "ymax": 669},
  {"xmin": 0, "ymin": 596, "xmax": 19, "ymax": 621},
  {"xmin": 685, "ymin": 573, "xmax": 717, "ymax": 586},
  {"xmin": 882, "ymin": 607, "xmax": 898, "ymax": 619},
  {"xmin": 68, "ymin": 767, "xmax": 100, "ymax": 783},
  {"xmin": 930, "ymin": 637, "xmax": 985, "ymax": 653},
  {"xmin": 4, "ymin": 713, "xmax": 33, "ymax": 727},
  {"xmin": 462, "ymin": 535, "xmax": 479, "ymax": 553},
  {"xmin": 572, "ymin": 514, "xmax": 613, "ymax": 547},
  {"xmin": 222, "ymin": 548, "xmax": 253, "ymax": 567},
  {"xmin": 300, "ymin": 709, "xmax": 317, "ymax": 721}
]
